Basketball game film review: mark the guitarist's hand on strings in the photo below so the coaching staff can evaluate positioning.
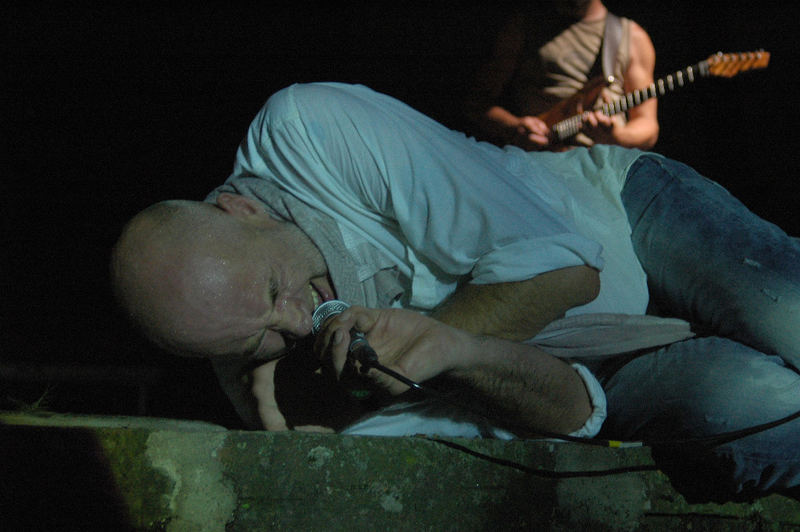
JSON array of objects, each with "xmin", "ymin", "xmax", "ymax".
[
  {"xmin": 511, "ymin": 115, "xmax": 552, "ymax": 151},
  {"xmin": 581, "ymin": 109, "xmax": 618, "ymax": 145}
]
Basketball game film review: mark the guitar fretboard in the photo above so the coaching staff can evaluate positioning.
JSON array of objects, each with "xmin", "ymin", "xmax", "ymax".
[{"xmin": 552, "ymin": 61, "xmax": 710, "ymax": 141}]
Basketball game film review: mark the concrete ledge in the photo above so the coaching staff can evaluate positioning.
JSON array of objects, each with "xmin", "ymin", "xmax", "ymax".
[{"xmin": 2, "ymin": 411, "xmax": 799, "ymax": 531}]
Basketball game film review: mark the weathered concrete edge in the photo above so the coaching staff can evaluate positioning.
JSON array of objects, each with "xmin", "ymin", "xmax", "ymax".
[{"xmin": 2, "ymin": 411, "xmax": 799, "ymax": 531}]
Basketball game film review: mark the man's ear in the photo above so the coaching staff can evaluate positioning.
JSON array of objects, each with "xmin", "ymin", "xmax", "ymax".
[{"xmin": 216, "ymin": 193, "xmax": 265, "ymax": 218}]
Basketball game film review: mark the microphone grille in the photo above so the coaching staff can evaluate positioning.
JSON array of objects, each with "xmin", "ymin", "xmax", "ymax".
[{"xmin": 311, "ymin": 300, "xmax": 350, "ymax": 335}]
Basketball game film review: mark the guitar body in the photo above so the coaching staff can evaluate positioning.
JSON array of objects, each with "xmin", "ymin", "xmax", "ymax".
[{"xmin": 536, "ymin": 76, "xmax": 608, "ymax": 130}]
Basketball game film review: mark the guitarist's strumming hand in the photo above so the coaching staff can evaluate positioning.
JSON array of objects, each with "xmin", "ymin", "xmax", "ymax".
[{"xmin": 511, "ymin": 115, "xmax": 552, "ymax": 151}]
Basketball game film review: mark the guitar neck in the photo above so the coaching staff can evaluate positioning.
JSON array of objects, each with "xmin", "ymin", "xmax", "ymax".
[
  {"xmin": 550, "ymin": 50, "xmax": 768, "ymax": 143},
  {"xmin": 602, "ymin": 61, "xmax": 709, "ymax": 116},
  {"xmin": 552, "ymin": 61, "xmax": 710, "ymax": 141}
]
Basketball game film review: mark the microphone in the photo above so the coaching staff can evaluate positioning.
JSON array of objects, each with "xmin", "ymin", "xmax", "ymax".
[{"xmin": 311, "ymin": 300, "xmax": 378, "ymax": 372}]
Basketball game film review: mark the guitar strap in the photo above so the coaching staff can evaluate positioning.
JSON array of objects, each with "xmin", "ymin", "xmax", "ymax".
[{"xmin": 601, "ymin": 13, "xmax": 623, "ymax": 82}]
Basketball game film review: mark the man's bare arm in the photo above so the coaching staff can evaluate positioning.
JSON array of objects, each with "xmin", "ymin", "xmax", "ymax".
[
  {"xmin": 424, "ymin": 265, "xmax": 599, "ymax": 433},
  {"xmin": 257, "ymin": 266, "xmax": 599, "ymax": 433},
  {"xmin": 464, "ymin": 13, "xmax": 538, "ymax": 146},
  {"xmin": 322, "ymin": 265, "xmax": 600, "ymax": 434},
  {"xmin": 612, "ymin": 22, "xmax": 660, "ymax": 149},
  {"xmin": 251, "ymin": 360, "xmax": 290, "ymax": 431},
  {"xmin": 319, "ymin": 306, "xmax": 594, "ymax": 435},
  {"xmin": 447, "ymin": 334, "xmax": 594, "ymax": 435},
  {"xmin": 432, "ymin": 265, "xmax": 600, "ymax": 340}
]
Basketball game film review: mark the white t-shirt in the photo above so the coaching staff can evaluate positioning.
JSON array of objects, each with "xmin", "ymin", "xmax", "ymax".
[{"xmin": 229, "ymin": 82, "xmax": 648, "ymax": 316}]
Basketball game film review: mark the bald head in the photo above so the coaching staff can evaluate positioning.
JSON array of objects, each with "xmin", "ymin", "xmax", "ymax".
[
  {"xmin": 111, "ymin": 199, "xmax": 261, "ymax": 354},
  {"xmin": 111, "ymin": 194, "xmax": 330, "ymax": 359}
]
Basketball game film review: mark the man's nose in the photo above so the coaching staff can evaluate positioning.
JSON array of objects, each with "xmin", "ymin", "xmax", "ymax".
[{"xmin": 272, "ymin": 297, "xmax": 312, "ymax": 337}]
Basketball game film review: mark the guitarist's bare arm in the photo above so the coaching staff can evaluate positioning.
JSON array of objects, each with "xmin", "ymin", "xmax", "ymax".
[
  {"xmin": 464, "ymin": 14, "xmax": 555, "ymax": 150},
  {"xmin": 584, "ymin": 21, "xmax": 659, "ymax": 149},
  {"xmin": 496, "ymin": 110, "xmax": 552, "ymax": 151}
]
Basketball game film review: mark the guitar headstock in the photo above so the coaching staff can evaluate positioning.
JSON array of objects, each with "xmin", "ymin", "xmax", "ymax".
[{"xmin": 706, "ymin": 50, "xmax": 770, "ymax": 78}]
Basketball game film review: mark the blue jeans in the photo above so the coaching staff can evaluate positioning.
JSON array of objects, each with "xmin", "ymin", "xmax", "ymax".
[{"xmin": 598, "ymin": 155, "xmax": 800, "ymax": 497}]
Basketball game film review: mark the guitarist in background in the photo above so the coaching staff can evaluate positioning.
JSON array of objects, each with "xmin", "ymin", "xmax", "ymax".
[{"xmin": 465, "ymin": 0, "xmax": 659, "ymax": 150}]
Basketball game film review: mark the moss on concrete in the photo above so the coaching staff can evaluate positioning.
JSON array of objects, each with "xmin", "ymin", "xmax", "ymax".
[{"xmin": 96, "ymin": 428, "xmax": 176, "ymax": 530}]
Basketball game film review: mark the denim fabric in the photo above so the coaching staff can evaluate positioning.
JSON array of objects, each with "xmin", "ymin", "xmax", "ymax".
[
  {"xmin": 622, "ymin": 155, "xmax": 800, "ymax": 363},
  {"xmin": 599, "ymin": 155, "xmax": 800, "ymax": 496}
]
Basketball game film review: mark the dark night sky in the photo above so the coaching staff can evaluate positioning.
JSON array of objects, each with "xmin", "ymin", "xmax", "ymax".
[{"xmin": 4, "ymin": 2, "xmax": 799, "ymax": 425}]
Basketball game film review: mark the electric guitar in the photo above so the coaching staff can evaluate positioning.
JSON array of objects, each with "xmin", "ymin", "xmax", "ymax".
[{"xmin": 540, "ymin": 50, "xmax": 770, "ymax": 146}]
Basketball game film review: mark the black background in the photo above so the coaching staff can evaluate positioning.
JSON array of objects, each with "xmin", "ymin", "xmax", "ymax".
[{"xmin": 5, "ymin": 1, "xmax": 799, "ymax": 427}]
